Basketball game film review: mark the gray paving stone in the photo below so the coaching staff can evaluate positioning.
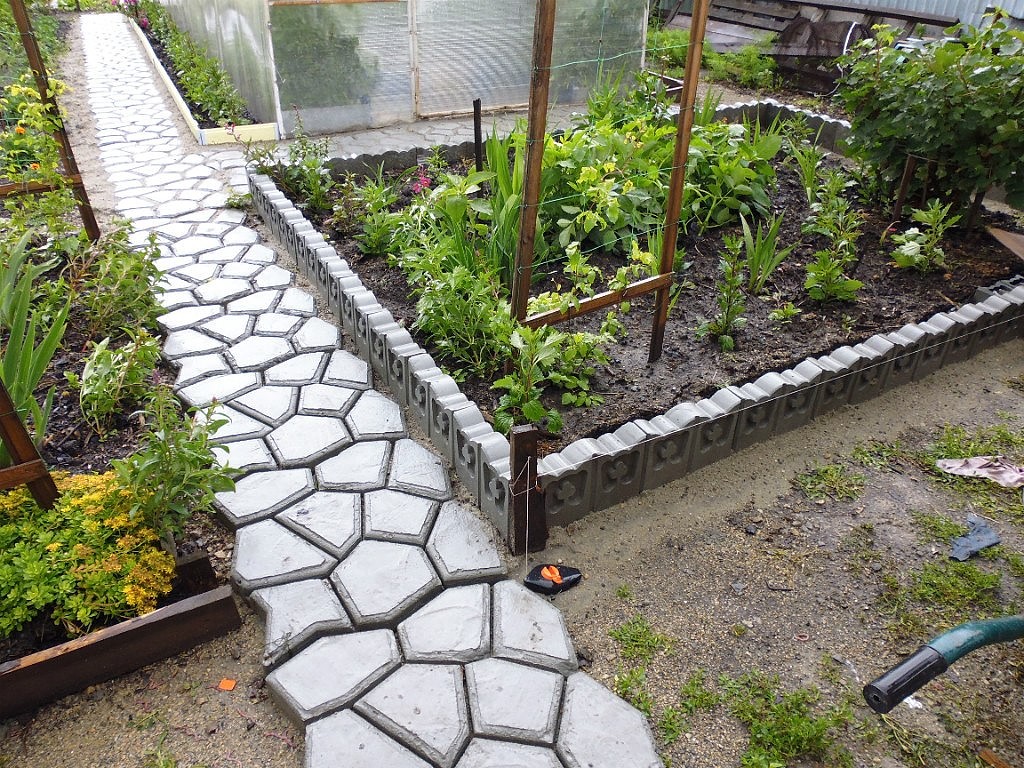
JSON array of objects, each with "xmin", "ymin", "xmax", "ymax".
[
  {"xmin": 174, "ymin": 262, "xmax": 220, "ymax": 284},
  {"xmin": 199, "ymin": 314, "xmax": 252, "ymax": 344},
  {"xmin": 227, "ymin": 336, "xmax": 294, "ymax": 371},
  {"xmin": 232, "ymin": 385, "xmax": 299, "ymax": 426},
  {"xmin": 194, "ymin": 222, "xmax": 233, "ymax": 237},
  {"xmin": 456, "ymin": 739, "xmax": 563, "ymax": 768},
  {"xmin": 152, "ymin": 255, "xmax": 194, "ymax": 273},
  {"xmin": 265, "ymin": 352, "xmax": 328, "ymax": 385},
  {"xmin": 293, "ymin": 317, "xmax": 340, "ymax": 353},
  {"xmin": 364, "ymin": 489, "xmax": 437, "ymax": 545},
  {"xmin": 355, "ymin": 664, "xmax": 469, "ymax": 768},
  {"xmin": 267, "ymin": 414, "xmax": 351, "ymax": 467},
  {"xmin": 156, "ymin": 290, "xmax": 197, "ymax": 312},
  {"xmin": 255, "ymin": 264, "xmax": 293, "ymax": 289},
  {"xmin": 267, "ymin": 631, "xmax": 400, "ymax": 723},
  {"xmin": 278, "ymin": 287, "xmax": 317, "ymax": 316},
  {"xmin": 346, "ymin": 390, "xmax": 406, "ymax": 441},
  {"xmin": 228, "ymin": 289, "xmax": 280, "ymax": 314},
  {"xmin": 298, "ymin": 383, "xmax": 359, "ymax": 416},
  {"xmin": 305, "ymin": 709, "xmax": 431, "ymax": 768},
  {"xmin": 426, "ymin": 501, "xmax": 506, "ymax": 585},
  {"xmin": 157, "ymin": 273, "xmax": 192, "ymax": 292},
  {"xmin": 220, "ymin": 261, "xmax": 261, "ymax": 279},
  {"xmin": 174, "ymin": 234, "xmax": 222, "ymax": 257},
  {"xmin": 255, "ymin": 312, "xmax": 301, "ymax": 337},
  {"xmin": 316, "ymin": 440, "xmax": 390, "ymax": 491},
  {"xmin": 243, "ymin": 243, "xmax": 276, "ymax": 263},
  {"xmin": 251, "ymin": 579, "xmax": 352, "ymax": 667},
  {"xmin": 224, "ymin": 226, "xmax": 259, "ymax": 246},
  {"xmin": 157, "ymin": 304, "xmax": 221, "ymax": 332},
  {"xmin": 276, "ymin": 491, "xmax": 361, "ymax": 558},
  {"xmin": 177, "ymin": 372, "xmax": 260, "ymax": 408},
  {"xmin": 173, "ymin": 353, "xmax": 230, "ymax": 387},
  {"xmin": 389, "ymin": 438, "xmax": 450, "ymax": 499},
  {"xmin": 330, "ymin": 540, "xmax": 441, "ymax": 627},
  {"xmin": 492, "ymin": 581, "xmax": 578, "ymax": 675},
  {"xmin": 202, "ymin": 403, "xmax": 271, "ymax": 442},
  {"xmin": 232, "ymin": 518, "xmax": 336, "ymax": 592},
  {"xmin": 215, "ymin": 468, "xmax": 314, "ymax": 527},
  {"xmin": 194, "ymin": 277, "xmax": 253, "ymax": 304},
  {"xmin": 198, "ymin": 246, "xmax": 247, "ymax": 265},
  {"xmin": 556, "ymin": 672, "xmax": 661, "ymax": 768},
  {"xmin": 213, "ymin": 439, "xmax": 277, "ymax": 474},
  {"xmin": 397, "ymin": 584, "xmax": 489, "ymax": 663},
  {"xmin": 325, "ymin": 350, "xmax": 371, "ymax": 388},
  {"xmin": 466, "ymin": 658, "xmax": 562, "ymax": 743}
]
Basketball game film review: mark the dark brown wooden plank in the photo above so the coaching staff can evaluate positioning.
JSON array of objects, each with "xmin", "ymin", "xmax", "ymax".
[
  {"xmin": 709, "ymin": 6, "xmax": 790, "ymax": 32},
  {"xmin": 524, "ymin": 273, "xmax": 674, "ymax": 329},
  {"xmin": 713, "ymin": 0, "xmax": 798, "ymax": 20},
  {"xmin": 0, "ymin": 459, "xmax": 50, "ymax": 490},
  {"xmin": 0, "ymin": 586, "xmax": 241, "ymax": 719}
]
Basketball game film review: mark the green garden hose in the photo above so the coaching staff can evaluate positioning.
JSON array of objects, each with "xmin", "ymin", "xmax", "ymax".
[{"xmin": 863, "ymin": 615, "xmax": 1024, "ymax": 713}]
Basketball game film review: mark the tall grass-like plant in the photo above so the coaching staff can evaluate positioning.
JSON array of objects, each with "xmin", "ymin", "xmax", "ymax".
[
  {"xmin": 0, "ymin": 239, "xmax": 68, "ymax": 462},
  {"xmin": 741, "ymin": 213, "xmax": 796, "ymax": 295},
  {"xmin": 0, "ymin": 230, "xmax": 57, "ymax": 329},
  {"xmin": 697, "ymin": 238, "xmax": 747, "ymax": 352},
  {"xmin": 788, "ymin": 140, "xmax": 824, "ymax": 205}
]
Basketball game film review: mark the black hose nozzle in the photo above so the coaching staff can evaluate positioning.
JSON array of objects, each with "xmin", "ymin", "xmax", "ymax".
[{"xmin": 863, "ymin": 645, "xmax": 948, "ymax": 714}]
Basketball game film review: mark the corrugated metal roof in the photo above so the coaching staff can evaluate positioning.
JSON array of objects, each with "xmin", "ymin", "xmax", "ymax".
[{"xmin": 825, "ymin": 0, "xmax": 1024, "ymax": 29}]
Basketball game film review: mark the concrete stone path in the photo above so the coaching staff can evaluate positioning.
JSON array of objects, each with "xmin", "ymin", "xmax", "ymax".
[{"xmin": 80, "ymin": 13, "xmax": 661, "ymax": 768}]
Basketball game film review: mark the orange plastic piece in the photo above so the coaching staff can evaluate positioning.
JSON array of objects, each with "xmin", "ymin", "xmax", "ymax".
[
  {"xmin": 540, "ymin": 565, "xmax": 563, "ymax": 584},
  {"xmin": 218, "ymin": 678, "xmax": 237, "ymax": 691}
]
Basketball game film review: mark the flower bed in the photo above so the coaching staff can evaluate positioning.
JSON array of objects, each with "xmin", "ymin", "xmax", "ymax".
[{"xmin": 246, "ymin": 99, "xmax": 1024, "ymax": 538}]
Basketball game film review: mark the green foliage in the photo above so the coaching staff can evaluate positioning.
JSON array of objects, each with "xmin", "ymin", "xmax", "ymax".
[
  {"xmin": 768, "ymin": 301, "xmax": 801, "ymax": 325},
  {"xmin": 787, "ymin": 139, "xmax": 824, "ymax": 206},
  {"xmin": 889, "ymin": 199, "xmax": 960, "ymax": 272},
  {"xmin": 678, "ymin": 669, "xmax": 721, "ymax": 714},
  {"xmin": 1, "ymin": 75, "xmax": 67, "ymax": 186},
  {"xmin": 719, "ymin": 671, "xmax": 851, "ymax": 768},
  {"xmin": 696, "ymin": 238, "xmax": 747, "ymax": 352},
  {"xmin": 133, "ymin": 0, "xmax": 249, "ymax": 126},
  {"xmin": 112, "ymin": 386, "xmax": 236, "ymax": 550},
  {"xmin": 804, "ymin": 249, "xmax": 863, "ymax": 302},
  {"xmin": 851, "ymin": 439, "xmax": 903, "ymax": 469},
  {"xmin": 740, "ymin": 213, "xmax": 795, "ymax": 294},
  {"xmin": 0, "ymin": 472, "xmax": 177, "ymax": 637},
  {"xmin": 0, "ymin": 229, "xmax": 57, "ymax": 329},
  {"xmin": 65, "ymin": 329, "xmax": 161, "ymax": 435},
  {"xmin": 613, "ymin": 666, "xmax": 654, "ymax": 716},
  {"xmin": 0, "ymin": 2, "xmax": 61, "ymax": 79},
  {"xmin": 609, "ymin": 614, "xmax": 674, "ymax": 663},
  {"xmin": 837, "ymin": 16, "xmax": 1024, "ymax": 216},
  {"xmin": 657, "ymin": 705, "xmax": 686, "ymax": 746},
  {"xmin": 647, "ymin": 27, "xmax": 689, "ymax": 70},
  {"xmin": 615, "ymin": 583, "xmax": 633, "ymax": 600},
  {"xmin": 0, "ymin": 233, "xmax": 68, "ymax": 461},
  {"xmin": 704, "ymin": 41, "xmax": 779, "ymax": 90},
  {"xmin": 796, "ymin": 463, "xmax": 866, "ymax": 502},
  {"xmin": 909, "ymin": 510, "xmax": 968, "ymax": 544},
  {"xmin": 354, "ymin": 166, "xmax": 400, "ymax": 256}
]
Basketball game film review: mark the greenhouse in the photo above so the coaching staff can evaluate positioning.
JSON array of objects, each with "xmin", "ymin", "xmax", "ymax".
[{"xmin": 159, "ymin": 0, "xmax": 648, "ymax": 135}]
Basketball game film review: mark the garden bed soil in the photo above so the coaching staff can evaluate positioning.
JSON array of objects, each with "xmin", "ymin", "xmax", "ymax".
[{"xmin": 306, "ymin": 158, "xmax": 1024, "ymax": 456}]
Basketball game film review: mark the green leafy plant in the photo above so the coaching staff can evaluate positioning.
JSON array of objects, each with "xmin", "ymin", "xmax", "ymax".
[
  {"xmin": 787, "ymin": 139, "xmax": 824, "ymax": 205},
  {"xmin": 609, "ymin": 613, "xmax": 674, "ymax": 663},
  {"xmin": 0, "ymin": 471, "xmax": 177, "ymax": 637},
  {"xmin": 65, "ymin": 329, "xmax": 161, "ymax": 435},
  {"xmin": 796, "ymin": 463, "xmax": 865, "ymax": 502},
  {"xmin": 703, "ymin": 40, "xmax": 778, "ymax": 90},
  {"xmin": 0, "ymin": 230, "xmax": 57, "ymax": 329},
  {"xmin": 657, "ymin": 705, "xmax": 686, "ymax": 746},
  {"xmin": 679, "ymin": 669, "xmax": 721, "ymax": 714},
  {"xmin": 112, "ymin": 386, "xmax": 236, "ymax": 553},
  {"xmin": 0, "ymin": 245, "xmax": 68, "ymax": 461},
  {"xmin": 838, "ymin": 16, "xmax": 1024, "ymax": 223},
  {"xmin": 492, "ymin": 326, "xmax": 565, "ymax": 435},
  {"xmin": 769, "ymin": 301, "xmax": 801, "ymax": 325},
  {"xmin": 740, "ymin": 213, "xmax": 795, "ymax": 295},
  {"xmin": 697, "ymin": 238, "xmax": 747, "ymax": 352},
  {"xmin": 719, "ymin": 671, "xmax": 852, "ymax": 768},
  {"xmin": 613, "ymin": 666, "xmax": 654, "ymax": 716},
  {"xmin": 804, "ymin": 249, "xmax": 863, "ymax": 302},
  {"xmin": 889, "ymin": 199, "xmax": 961, "ymax": 272}
]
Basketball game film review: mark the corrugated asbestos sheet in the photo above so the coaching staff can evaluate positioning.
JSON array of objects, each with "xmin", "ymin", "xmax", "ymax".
[{"xmin": 822, "ymin": 0, "xmax": 1023, "ymax": 28}]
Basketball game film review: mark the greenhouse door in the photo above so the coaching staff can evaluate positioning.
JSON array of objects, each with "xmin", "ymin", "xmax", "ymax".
[{"xmin": 410, "ymin": 0, "xmax": 535, "ymax": 117}]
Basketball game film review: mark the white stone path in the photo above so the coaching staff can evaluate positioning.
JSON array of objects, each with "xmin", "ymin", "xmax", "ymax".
[{"xmin": 80, "ymin": 13, "xmax": 661, "ymax": 768}]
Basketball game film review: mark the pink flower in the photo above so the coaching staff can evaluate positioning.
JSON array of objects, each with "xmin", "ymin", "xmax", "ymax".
[
  {"xmin": 412, "ymin": 171, "xmax": 431, "ymax": 194},
  {"xmin": 138, "ymin": 14, "xmax": 149, "ymax": 28}
]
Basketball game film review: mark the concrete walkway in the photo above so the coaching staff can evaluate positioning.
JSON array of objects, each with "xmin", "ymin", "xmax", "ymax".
[{"xmin": 80, "ymin": 13, "xmax": 661, "ymax": 768}]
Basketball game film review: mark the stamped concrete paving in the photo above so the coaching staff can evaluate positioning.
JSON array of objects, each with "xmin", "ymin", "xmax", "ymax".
[{"xmin": 81, "ymin": 13, "xmax": 661, "ymax": 768}]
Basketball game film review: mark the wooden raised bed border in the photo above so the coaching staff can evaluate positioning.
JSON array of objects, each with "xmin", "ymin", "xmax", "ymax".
[{"xmin": 0, "ymin": 557, "xmax": 241, "ymax": 719}]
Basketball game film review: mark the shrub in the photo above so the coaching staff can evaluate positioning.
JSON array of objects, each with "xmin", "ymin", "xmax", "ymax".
[{"xmin": 838, "ymin": 16, "xmax": 1024, "ymax": 222}]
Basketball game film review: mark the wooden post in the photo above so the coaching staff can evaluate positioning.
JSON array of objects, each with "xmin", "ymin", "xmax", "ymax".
[
  {"xmin": 473, "ymin": 98, "xmax": 484, "ymax": 173},
  {"xmin": 648, "ymin": 0, "xmax": 711, "ymax": 363},
  {"xmin": 892, "ymin": 154, "xmax": 918, "ymax": 222},
  {"xmin": 0, "ymin": 379, "xmax": 58, "ymax": 510},
  {"xmin": 7, "ymin": 0, "xmax": 101, "ymax": 241},
  {"xmin": 510, "ymin": 0, "xmax": 557, "ymax": 321},
  {"xmin": 509, "ymin": 425, "xmax": 546, "ymax": 555}
]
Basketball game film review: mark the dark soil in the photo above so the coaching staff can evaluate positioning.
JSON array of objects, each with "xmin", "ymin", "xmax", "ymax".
[{"xmin": 301, "ymin": 156, "xmax": 1024, "ymax": 456}]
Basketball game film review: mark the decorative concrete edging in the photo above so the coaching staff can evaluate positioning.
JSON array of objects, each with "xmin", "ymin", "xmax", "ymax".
[
  {"xmin": 246, "ymin": 102, "xmax": 1024, "ymax": 538},
  {"xmin": 127, "ymin": 18, "xmax": 279, "ymax": 146}
]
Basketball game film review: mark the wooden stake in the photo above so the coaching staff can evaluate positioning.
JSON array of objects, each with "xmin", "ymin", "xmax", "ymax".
[
  {"xmin": 648, "ymin": 0, "xmax": 711, "ymax": 364},
  {"xmin": 509, "ymin": 425, "xmax": 546, "ymax": 555},
  {"xmin": 473, "ymin": 98, "xmax": 484, "ymax": 173},
  {"xmin": 511, "ymin": 0, "xmax": 557, "ymax": 321},
  {"xmin": 6, "ymin": 0, "xmax": 100, "ymax": 241},
  {"xmin": 0, "ymin": 379, "xmax": 58, "ymax": 510},
  {"xmin": 892, "ymin": 154, "xmax": 918, "ymax": 222}
]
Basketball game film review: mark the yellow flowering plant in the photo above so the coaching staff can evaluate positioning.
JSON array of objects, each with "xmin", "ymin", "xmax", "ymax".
[
  {"xmin": 0, "ymin": 75, "xmax": 66, "ymax": 185},
  {"xmin": 0, "ymin": 471, "xmax": 176, "ymax": 638}
]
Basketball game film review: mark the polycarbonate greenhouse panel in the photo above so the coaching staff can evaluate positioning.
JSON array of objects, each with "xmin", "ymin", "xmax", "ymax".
[
  {"xmin": 269, "ymin": 2, "xmax": 414, "ymax": 134},
  {"xmin": 161, "ymin": 0, "xmax": 278, "ymax": 125}
]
